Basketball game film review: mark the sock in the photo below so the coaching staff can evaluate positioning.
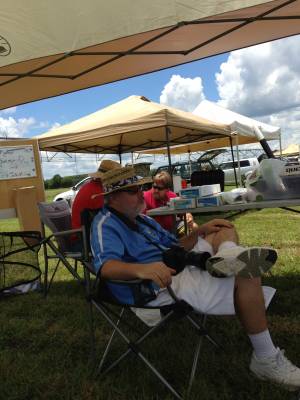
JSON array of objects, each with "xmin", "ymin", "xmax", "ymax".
[
  {"xmin": 218, "ymin": 241, "xmax": 238, "ymax": 252},
  {"xmin": 248, "ymin": 330, "xmax": 278, "ymax": 359},
  {"xmin": 192, "ymin": 237, "xmax": 214, "ymax": 255}
]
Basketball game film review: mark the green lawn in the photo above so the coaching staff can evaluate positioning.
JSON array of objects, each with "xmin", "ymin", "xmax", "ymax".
[{"xmin": 0, "ymin": 191, "xmax": 300, "ymax": 399}]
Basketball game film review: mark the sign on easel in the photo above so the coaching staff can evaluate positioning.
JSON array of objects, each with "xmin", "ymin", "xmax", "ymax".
[
  {"xmin": 0, "ymin": 139, "xmax": 45, "ymax": 231},
  {"xmin": 0, "ymin": 145, "xmax": 37, "ymax": 180}
]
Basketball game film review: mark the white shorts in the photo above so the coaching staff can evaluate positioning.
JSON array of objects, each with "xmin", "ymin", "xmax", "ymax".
[{"xmin": 133, "ymin": 238, "xmax": 276, "ymax": 326}]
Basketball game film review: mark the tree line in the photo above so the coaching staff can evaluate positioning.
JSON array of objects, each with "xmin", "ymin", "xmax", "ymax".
[{"xmin": 44, "ymin": 174, "xmax": 87, "ymax": 189}]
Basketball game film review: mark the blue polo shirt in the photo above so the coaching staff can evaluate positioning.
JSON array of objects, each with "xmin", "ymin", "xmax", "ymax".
[{"xmin": 91, "ymin": 206, "xmax": 177, "ymax": 304}]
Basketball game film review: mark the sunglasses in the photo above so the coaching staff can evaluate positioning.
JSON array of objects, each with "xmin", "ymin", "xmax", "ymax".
[
  {"xmin": 118, "ymin": 186, "xmax": 142, "ymax": 194},
  {"xmin": 153, "ymin": 184, "xmax": 166, "ymax": 191}
]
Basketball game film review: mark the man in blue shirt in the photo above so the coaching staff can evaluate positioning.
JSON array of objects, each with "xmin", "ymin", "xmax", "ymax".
[{"xmin": 91, "ymin": 165, "xmax": 300, "ymax": 392}]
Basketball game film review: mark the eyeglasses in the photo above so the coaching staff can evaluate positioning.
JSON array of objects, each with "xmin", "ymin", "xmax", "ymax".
[
  {"xmin": 118, "ymin": 186, "xmax": 141, "ymax": 194},
  {"xmin": 153, "ymin": 184, "xmax": 166, "ymax": 191}
]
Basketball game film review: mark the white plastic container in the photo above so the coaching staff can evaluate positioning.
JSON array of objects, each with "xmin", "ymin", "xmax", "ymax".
[{"xmin": 180, "ymin": 184, "xmax": 221, "ymax": 199}]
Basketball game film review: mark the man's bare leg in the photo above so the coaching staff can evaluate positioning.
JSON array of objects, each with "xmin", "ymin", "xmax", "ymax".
[
  {"xmin": 198, "ymin": 228, "xmax": 300, "ymax": 390},
  {"xmin": 234, "ymin": 276, "xmax": 268, "ymax": 333}
]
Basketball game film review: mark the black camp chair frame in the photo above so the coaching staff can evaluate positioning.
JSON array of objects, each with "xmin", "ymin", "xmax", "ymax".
[
  {"xmin": 81, "ymin": 209, "xmax": 220, "ymax": 399},
  {"xmin": 40, "ymin": 227, "xmax": 87, "ymax": 295},
  {"xmin": 38, "ymin": 200, "xmax": 89, "ymax": 296}
]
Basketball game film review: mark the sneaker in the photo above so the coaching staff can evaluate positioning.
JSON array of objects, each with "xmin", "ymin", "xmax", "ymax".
[
  {"xmin": 250, "ymin": 348, "xmax": 300, "ymax": 391},
  {"xmin": 205, "ymin": 246, "xmax": 277, "ymax": 278}
]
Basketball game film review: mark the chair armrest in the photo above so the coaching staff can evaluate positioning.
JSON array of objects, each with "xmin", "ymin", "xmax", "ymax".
[
  {"xmin": 51, "ymin": 227, "xmax": 83, "ymax": 238},
  {"xmin": 95, "ymin": 276, "xmax": 157, "ymax": 307}
]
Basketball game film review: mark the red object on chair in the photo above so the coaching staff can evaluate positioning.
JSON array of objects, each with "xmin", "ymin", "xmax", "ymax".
[{"xmin": 181, "ymin": 179, "xmax": 187, "ymax": 188}]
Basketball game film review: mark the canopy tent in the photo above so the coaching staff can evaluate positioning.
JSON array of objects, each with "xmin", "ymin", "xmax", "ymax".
[
  {"xmin": 35, "ymin": 95, "xmax": 231, "ymax": 156},
  {"xmin": 1, "ymin": 0, "xmax": 300, "ymax": 110},
  {"xmin": 274, "ymin": 143, "xmax": 300, "ymax": 156},
  {"xmin": 139, "ymin": 100, "xmax": 281, "ymax": 155},
  {"xmin": 194, "ymin": 100, "xmax": 281, "ymax": 140}
]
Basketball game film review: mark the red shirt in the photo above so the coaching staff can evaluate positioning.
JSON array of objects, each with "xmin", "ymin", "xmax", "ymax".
[
  {"xmin": 143, "ymin": 188, "xmax": 177, "ymax": 232},
  {"xmin": 71, "ymin": 180, "xmax": 104, "ymax": 229}
]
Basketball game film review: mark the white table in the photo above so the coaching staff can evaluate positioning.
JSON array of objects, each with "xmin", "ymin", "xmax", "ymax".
[{"xmin": 147, "ymin": 198, "xmax": 300, "ymax": 217}]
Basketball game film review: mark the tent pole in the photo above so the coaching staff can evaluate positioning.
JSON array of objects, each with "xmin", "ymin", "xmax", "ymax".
[
  {"xmin": 234, "ymin": 134, "xmax": 242, "ymax": 187},
  {"xmin": 131, "ymin": 152, "xmax": 134, "ymax": 165},
  {"xmin": 165, "ymin": 127, "xmax": 174, "ymax": 190},
  {"xmin": 279, "ymin": 133, "xmax": 283, "ymax": 157},
  {"xmin": 118, "ymin": 153, "xmax": 122, "ymax": 164},
  {"xmin": 229, "ymin": 136, "xmax": 238, "ymax": 188},
  {"xmin": 188, "ymin": 150, "xmax": 192, "ymax": 175}
]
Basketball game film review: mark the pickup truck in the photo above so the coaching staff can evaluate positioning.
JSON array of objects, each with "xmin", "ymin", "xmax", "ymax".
[{"xmin": 218, "ymin": 157, "xmax": 259, "ymax": 185}]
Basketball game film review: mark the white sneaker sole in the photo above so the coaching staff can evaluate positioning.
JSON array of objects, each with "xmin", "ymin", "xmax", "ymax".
[
  {"xmin": 250, "ymin": 368, "xmax": 300, "ymax": 392},
  {"xmin": 206, "ymin": 247, "xmax": 277, "ymax": 278}
]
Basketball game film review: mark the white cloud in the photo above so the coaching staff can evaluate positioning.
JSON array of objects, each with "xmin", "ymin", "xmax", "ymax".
[
  {"xmin": 160, "ymin": 74, "xmax": 205, "ymax": 111},
  {"xmin": 0, "ymin": 116, "xmax": 35, "ymax": 138},
  {"xmin": 215, "ymin": 35, "xmax": 300, "ymax": 147}
]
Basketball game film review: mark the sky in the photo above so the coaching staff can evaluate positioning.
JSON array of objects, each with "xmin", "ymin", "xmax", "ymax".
[{"xmin": 1, "ymin": 34, "xmax": 300, "ymax": 179}]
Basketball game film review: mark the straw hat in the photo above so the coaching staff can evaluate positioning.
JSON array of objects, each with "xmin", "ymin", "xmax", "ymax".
[
  {"xmin": 89, "ymin": 159, "xmax": 121, "ymax": 179},
  {"xmin": 101, "ymin": 166, "xmax": 152, "ymax": 195}
]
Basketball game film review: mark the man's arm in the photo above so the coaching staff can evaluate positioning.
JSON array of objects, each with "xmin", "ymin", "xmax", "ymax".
[{"xmin": 101, "ymin": 259, "xmax": 176, "ymax": 288}]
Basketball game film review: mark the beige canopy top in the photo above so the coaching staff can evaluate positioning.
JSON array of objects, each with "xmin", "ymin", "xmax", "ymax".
[
  {"xmin": 1, "ymin": 0, "xmax": 300, "ymax": 109},
  {"xmin": 274, "ymin": 143, "xmax": 300, "ymax": 156},
  {"xmin": 139, "ymin": 137, "xmax": 248, "ymax": 155},
  {"xmin": 36, "ymin": 95, "xmax": 231, "ymax": 154}
]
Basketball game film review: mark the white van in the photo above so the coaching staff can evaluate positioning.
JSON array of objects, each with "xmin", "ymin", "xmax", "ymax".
[{"xmin": 218, "ymin": 157, "xmax": 259, "ymax": 185}]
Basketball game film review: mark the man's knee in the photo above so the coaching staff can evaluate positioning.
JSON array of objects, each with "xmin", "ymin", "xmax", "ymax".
[{"xmin": 212, "ymin": 226, "xmax": 239, "ymax": 253}]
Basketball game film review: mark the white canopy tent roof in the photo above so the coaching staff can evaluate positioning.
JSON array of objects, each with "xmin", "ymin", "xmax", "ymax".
[
  {"xmin": 35, "ymin": 95, "xmax": 231, "ymax": 155},
  {"xmin": 1, "ymin": 0, "xmax": 300, "ymax": 109},
  {"xmin": 193, "ymin": 100, "xmax": 281, "ymax": 140},
  {"xmin": 140, "ymin": 100, "xmax": 280, "ymax": 155}
]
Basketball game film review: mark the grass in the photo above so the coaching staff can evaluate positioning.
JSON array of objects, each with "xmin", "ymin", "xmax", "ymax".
[{"xmin": 0, "ymin": 190, "xmax": 300, "ymax": 399}]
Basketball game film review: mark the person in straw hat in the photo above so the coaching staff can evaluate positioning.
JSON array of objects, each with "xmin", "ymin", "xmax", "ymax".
[
  {"xmin": 71, "ymin": 159, "xmax": 121, "ymax": 230},
  {"xmin": 90, "ymin": 166, "xmax": 300, "ymax": 391}
]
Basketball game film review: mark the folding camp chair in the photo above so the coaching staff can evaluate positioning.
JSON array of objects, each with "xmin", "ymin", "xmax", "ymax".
[
  {"xmin": 0, "ymin": 231, "xmax": 42, "ymax": 297},
  {"xmin": 81, "ymin": 209, "xmax": 220, "ymax": 400},
  {"xmin": 38, "ymin": 200, "xmax": 87, "ymax": 295}
]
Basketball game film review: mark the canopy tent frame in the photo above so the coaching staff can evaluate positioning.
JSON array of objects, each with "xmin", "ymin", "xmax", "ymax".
[
  {"xmin": 1, "ymin": 0, "xmax": 298, "ymax": 85},
  {"xmin": 41, "ymin": 130, "xmax": 228, "ymax": 157}
]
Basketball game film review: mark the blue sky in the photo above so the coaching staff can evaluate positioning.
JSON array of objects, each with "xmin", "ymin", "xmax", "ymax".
[{"xmin": 1, "ymin": 35, "xmax": 300, "ymax": 179}]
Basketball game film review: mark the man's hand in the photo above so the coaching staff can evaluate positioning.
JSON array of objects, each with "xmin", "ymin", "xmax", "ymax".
[
  {"xmin": 186, "ymin": 212, "xmax": 194, "ymax": 230},
  {"xmin": 136, "ymin": 262, "xmax": 176, "ymax": 288},
  {"xmin": 198, "ymin": 218, "xmax": 234, "ymax": 236}
]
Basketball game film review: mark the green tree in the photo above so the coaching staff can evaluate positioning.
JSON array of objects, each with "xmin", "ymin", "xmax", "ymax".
[{"xmin": 51, "ymin": 174, "xmax": 62, "ymax": 189}]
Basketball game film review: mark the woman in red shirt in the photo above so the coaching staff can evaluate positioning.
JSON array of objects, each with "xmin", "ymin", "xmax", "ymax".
[{"xmin": 143, "ymin": 171, "xmax": 197, "ymax": 235}]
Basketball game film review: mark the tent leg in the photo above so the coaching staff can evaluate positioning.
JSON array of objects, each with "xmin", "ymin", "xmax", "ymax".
[
  {"xmin": 165, "ymin": 127, "xmax": 174, "ymax": 190},
  {"xmin": 229, "ymin": 137, "xmax": 238, "ymax": 188}
]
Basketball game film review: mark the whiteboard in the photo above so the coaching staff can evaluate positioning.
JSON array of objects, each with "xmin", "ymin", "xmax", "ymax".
[{"xmin": 0, "ymin": 145, "xmax": 37, "ymax": 179}]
